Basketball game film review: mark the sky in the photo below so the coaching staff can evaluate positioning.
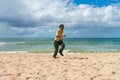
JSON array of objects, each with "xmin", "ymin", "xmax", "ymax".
[{"xmin": 0, "ymin": 0, "xmax": 120, "ymax": 38}]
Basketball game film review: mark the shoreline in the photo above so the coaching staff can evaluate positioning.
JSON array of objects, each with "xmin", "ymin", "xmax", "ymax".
[
  {"xmin": 0, "ymin": 51, "xmax": 28, "ymax": 54},
  {"xmin": 1, "ymin": 50, "xmax": 120, "ymax": 54},
  {"xmin": 0, "ymin": 50, "xmax": 120, "ymax": 53}
]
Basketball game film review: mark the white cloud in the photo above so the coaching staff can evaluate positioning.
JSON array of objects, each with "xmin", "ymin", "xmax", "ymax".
[
  {"xmin": 73, "ymin": 30, "xmax": 79, "ymax": 34},
  {"xmin": 0, "ymin": 0, "xmax": 120, "ymax": 27},
  {"xmin": 0, "ymin": 0, "xmax": 120, "ymax": 37},
  {"xmin": 49, "ymin": 29, "xmax": 55, "ymax": 33}
]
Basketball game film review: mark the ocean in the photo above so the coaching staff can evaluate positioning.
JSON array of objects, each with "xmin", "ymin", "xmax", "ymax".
[{"xmin": 0, "ymin": 38, "xmax": 120, "ymax": 53}]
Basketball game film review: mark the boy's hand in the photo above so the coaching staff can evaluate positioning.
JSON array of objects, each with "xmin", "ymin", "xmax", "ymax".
[{"xmin": 63, "ymin": 35, "xmax": 66, "ymax": 37}]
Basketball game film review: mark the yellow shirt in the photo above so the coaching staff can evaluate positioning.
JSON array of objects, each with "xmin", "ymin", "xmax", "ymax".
[{"xmin": 55, "ymin": 28, "xmax": 63, "ymax": 41}]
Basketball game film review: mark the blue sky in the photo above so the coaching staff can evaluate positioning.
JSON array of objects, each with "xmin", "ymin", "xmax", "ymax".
[
  {"xmin": 74, "ymin": 0, "xmax": 120, "ymax": 6},
  {"xmin": 0, "ymin": 0, "xmax": 120, "ymax": 38}
]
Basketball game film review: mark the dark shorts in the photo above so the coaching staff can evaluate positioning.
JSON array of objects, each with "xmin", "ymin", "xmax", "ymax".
[
  {"xmin": 54, "ymin": 40, "xmax": 64, "ymax": 46},
  {"xmin": 53, "ymin": 40, "xmax": 65, "ymax": 57}
]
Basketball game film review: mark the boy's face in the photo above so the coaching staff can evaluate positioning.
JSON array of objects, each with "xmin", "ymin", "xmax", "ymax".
[{"xmin": 60, "ymin": 26, "xmax": 64, "ymax": 30}]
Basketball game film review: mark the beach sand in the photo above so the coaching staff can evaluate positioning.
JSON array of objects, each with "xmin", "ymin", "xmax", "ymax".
[{"xmin": 0, "ymin": 53, "xmax": 120, "ymax": 80}]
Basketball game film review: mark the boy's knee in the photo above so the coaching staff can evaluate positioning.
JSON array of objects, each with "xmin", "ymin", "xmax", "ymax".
[
  {"xmin": 63, "ymin": 44, "xmax": 65, "ymax": 47},
  {"xmin": 55, "ymin": 49, "xmax": 58, "ymax": 51}
]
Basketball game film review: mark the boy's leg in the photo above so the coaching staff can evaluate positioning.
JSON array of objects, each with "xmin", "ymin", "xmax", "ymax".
[
  {"xmin": 53, "ymin": 41, "xmax": 59, "ymax": 58},
  {"xmin": 59, "ymin": 40, "xmax": 65, "ymax": 56}
]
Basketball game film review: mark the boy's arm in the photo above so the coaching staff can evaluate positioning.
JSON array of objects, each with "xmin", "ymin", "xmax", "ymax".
[{"xmin": 56, "ymin": 35, "xmax": 66, "ymax": 38}]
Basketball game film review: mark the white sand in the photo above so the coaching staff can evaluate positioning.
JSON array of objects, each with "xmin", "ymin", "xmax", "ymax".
[{"xmin": 0, "ymin": 53, "xmax": 120, "ymax": 80}]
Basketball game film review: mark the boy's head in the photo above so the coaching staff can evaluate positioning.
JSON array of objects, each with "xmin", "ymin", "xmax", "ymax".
[{"xmin": 59, "ymin": 24, "xmax": 64, "ymax": 30}]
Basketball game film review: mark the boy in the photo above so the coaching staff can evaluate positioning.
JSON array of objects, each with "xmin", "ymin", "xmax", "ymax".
[{"xmin": 53, "ymin": 24, "xmax": 66, "ymax": 58}]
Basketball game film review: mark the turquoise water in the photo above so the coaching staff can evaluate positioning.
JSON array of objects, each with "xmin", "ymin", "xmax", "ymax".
[{"xmin": 0, "ymin": 38, "xmax": 120, "ymax": 53}]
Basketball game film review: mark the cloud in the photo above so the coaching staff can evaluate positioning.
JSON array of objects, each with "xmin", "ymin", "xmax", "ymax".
[
  {"xmin": 0, "ymin": 0, "xmax": 120, "ymax": 28},
  {"xmin": 0, "ymin": 0, "xmax": 120, "ymax": 37}
]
